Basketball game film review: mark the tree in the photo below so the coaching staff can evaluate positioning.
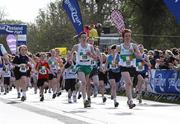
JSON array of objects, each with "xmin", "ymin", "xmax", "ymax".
[
  {"xmin": 28, "ymin": 1, "xmax": 76, "ymax": 52},
  {"xmin": 0, "ymin": 8, "xmax": 6, "ymax": 21},
  {"xmin": 121, "ymin": 0, "xmax": 180, "ymax": 49},
  {"xmin": 27, "ymin": 0, "xmax": 180, "ymax": 53}
]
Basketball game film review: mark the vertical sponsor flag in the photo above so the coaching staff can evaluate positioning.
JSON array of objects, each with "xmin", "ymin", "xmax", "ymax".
[
  {"xmin": 63, "ymin": 0, "xmax": 83, "ymax": 34},
  {"xmin": 164, "ymin": 0, "xmax": 180, "ymax": 24},
  {"xmin": 6, "ymin": 34, "xmax": 17, "ymax": 54},
  {"xmin": 111, "ymin": 10, "xmax": 125, "ymax": 33}
]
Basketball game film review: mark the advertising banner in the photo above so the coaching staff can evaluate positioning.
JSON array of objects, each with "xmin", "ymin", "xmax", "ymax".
[
  {"xmin": 63, "ymin": 0, "xmax": 83, "ymax": 34},
  {"xmin": 164, "ymin": 0, "xmax": 180, "ymax": 24},
  {"xmin": 0, "ymin": 24, "xmax": 27, "ymax": 35},
  {"xmin": 149, "ymin": 69, "xmax": 180, "ymax": 94},
  {"xmin": 111, "ymin": 10, "xmax": 125, "ymax": 33}
]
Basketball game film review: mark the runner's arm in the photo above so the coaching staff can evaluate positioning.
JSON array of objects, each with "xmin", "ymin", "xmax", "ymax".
[
  {"xmin": 133, "ymin": 44, "xmax": 142, "ymax": 59},
  {"xmin": 88, "ymin": 45, "xmax": 97, "ymax": 60},
  {"xmin": 70, "ymin": 45, "xmax": 78, "ymax": 60}
]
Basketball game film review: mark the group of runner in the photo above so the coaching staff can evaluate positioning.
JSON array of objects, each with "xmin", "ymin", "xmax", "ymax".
[{"xmin": 0, "ymin": 28, "xmax": 152, "ymax": 109}]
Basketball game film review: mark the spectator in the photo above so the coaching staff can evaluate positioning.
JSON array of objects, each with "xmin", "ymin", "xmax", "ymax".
[{"xmin": 89, "ymin": 24, "xmax": 99, "ymax": 44}]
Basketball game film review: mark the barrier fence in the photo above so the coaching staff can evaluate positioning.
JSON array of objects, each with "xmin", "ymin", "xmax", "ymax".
[{"xmin": 148, "ymin": 69, "xmax": 180, "ymax": 95}]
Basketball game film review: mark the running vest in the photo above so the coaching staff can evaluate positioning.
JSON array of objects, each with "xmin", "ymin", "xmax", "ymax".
[
  {"xmin": 2, "ymin": 63, "xmax": 11, "ymax": 77},
  {"xmin": 76, "ymin": 43, "xmax": 91, "ymax": 66},
  {"xmin": 39, "ymin": 65, "xmax": 48, "ymax": 75},
  {"xmin": 107, "ymin": 53, "xmax": 120, "ymax": 72},
  {"xmin": 19, "ymin": 64, "xmax": 28, "ymax": 73},
  {"xmin": 119, "ymin": 43, "xmax": 136, "ymax": 67},
  {"xmin": 136, "ymin": 54, "xmax": 148, "ymax": 73},
  {"xmin": 64, "ymin": 65, "xmax": 77, "ymax": 79},
  {"xmin": 90, "ymin": 48, "xmax": 100, "ymax": 68},
  {"xmin": 48, "ymin": 57, "xmax": 58, "ymax": 73},
  {"xmin": 101, "ymin": 61, "xmax": 106, "ymax": 72}
]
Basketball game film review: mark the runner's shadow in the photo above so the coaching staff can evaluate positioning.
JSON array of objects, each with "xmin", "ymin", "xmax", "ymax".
[
  {"xmin": 8, "ymin": 97, "xmax": 20, "ymax": 100},
  {"xmin": 114, "ymin": 112, "xmax": 133, "ymax": 116},
  {"xmin": 138, "ymin": 103, "xmax": 178, "ymax": 107},
  {"xmin": 62, "ymin": 102, "xmax": 78, "ymax": 104},
  {"xmin": 28, "ymin": 98, "xmax": 57, "ymax": 103},
  {"xmin": 132, "ymin": 107, "xmax": 144, "ymax": 110},
  {"xmin": 29, "ymin": 101, "xmax": 44, "ymax": 103},
  {"xmin": 105, "ymin": 107, "xmax": 119, "ymax": 110},
  {"xmin": 94, "ymin": 102, "xmax": 105, "ymax": 105},
  {"xmin": 6, "ymin": 101, "xmax": 21, "ymax": 104},
  {"xmin": 62, "ymin": 110, "xmax": 87, "ymax": 114}
]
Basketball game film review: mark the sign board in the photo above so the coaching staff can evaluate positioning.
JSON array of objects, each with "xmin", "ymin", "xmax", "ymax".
[
  {"xmin": 16, "ymin": 41, "xmax": 27, "ymax": 46},
  {"xmin": 55, "ymin": 47, "xmax": 67, "ymax": 57},
  {"xmin": 0, "ymin": 24, "xmax": 27, "ymax": 35},
  {"xmin": 148, "ymin": 69, "xmax": 180, "ymax": 94},
  {"xmin": 111, "ymin": 10, "xmax": 125, "ymax": 33},
  {"xmin": 6, "ymin": 34, "xmax": 17, "ymax": 54}
]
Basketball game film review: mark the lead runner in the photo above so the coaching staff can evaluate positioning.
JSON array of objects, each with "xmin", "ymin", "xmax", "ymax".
[{"xmin": 117, "ymin": 29, "xmax": 142, "ymax": 109}]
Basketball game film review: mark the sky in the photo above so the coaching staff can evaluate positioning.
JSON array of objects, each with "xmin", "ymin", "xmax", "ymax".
[{"xmin": 0, "ymin": 0, "xmax": 55, "ymax": 23}]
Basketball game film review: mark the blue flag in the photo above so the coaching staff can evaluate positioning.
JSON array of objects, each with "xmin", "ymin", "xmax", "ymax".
[
  {"xmin": 63, "ymin": 0, "xmax": 83, "ymax": 34},
  {"xmin": 164, "ymin": 0, "xmax": 180, "ymax": 24}
]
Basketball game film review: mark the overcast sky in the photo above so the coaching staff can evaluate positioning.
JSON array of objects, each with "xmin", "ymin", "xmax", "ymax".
[{"xmin": 0, "ymin": 0, "xmax": 56, "ymax": 23}]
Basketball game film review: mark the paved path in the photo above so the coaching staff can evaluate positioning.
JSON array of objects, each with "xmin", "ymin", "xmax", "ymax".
[{"xmin": 0, "ymin": 89, "xmax": 180, "ymax": 124}]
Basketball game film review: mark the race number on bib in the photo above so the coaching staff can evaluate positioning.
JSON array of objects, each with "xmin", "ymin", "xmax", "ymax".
[
  {"xmin": 39, "ymin": 66, "xmax": 47, "ymax": 75},
  {"xmin": 137, "ymin": 62, "xmax": 144, "ymax": 71},
  {"xmin": 82, "ymin": 55, "xmax": 88, "ymax": 60},
  {"xmin": 120, "ymin": 54, "xmax": 135, "ymax": 66},
  {"xmin": 19, "ymin": 66, "xmax": 27, "ymax": 73}
]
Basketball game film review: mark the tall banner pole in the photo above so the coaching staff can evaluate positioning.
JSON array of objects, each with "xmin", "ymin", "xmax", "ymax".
[
  {"xmin": 63, "ymin": 0, "xmax": 83, "ymax": 35},
  {"xmin": 163, "ymin": 0, "xmax": 180, "ymax": 24}
]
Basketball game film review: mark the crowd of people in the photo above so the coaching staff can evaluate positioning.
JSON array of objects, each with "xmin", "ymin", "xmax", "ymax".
[{"xmin": 0, "ymin": 28, "xmax": 179, "ymax": 109}]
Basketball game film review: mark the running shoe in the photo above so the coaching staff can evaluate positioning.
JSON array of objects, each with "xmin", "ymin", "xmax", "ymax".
[
  {"xmin": 57, "ymin": 92, "xmax": 62, "ymax": 97},
  {"xmin": 111, "ymin": 95, "xmax": 114, "ymax": 100},
  {"xmin": 40, "ymin": 95, "xmax": 44, "ymax": 102},
  {"xmin": 127, "ymin": 100, "xmax": 136, "ymax": 109},
  {"xmin": 21, "ymin": 96, "xmax": 26, "ymax": 101},
  {"xmin": 68, "ymin": 98, "xmax": 72, "ymax": 103},
  {"xmin": 84, "ymin": 100, "xmax": 91, "ymax": 108},
  {"xmin": 103, "ymin": 97, "xmax": 107, "ymax": 103},
  {"xmin": 88, "ymin": 97, "xmax": 91, "ymax": 103},
  {"xmin": 137, "ymin": 94, "xmax": 142, "ymax": 104},
  {"xmin": 78, "ymin": 94, "xmax": 82, "ymax": 99},
  {"xmin": 73, "ymin": 95, "xmax": 77, "ymax": 102},
  {"xmin": 17, "ymin": 92, "xmax": 21, "ymax": 98},
  {"xmin": 114, "ymin": 102, "xmax": 119, "ymax": 108},
  {"xmin": 52, "ymin": 94, "xmax": 56, "ymax": 99}
]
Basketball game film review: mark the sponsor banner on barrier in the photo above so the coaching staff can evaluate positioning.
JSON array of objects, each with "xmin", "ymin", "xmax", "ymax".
[{"xmin": 148, "ymin": 69, "xmax": 180, "ymax": 94}]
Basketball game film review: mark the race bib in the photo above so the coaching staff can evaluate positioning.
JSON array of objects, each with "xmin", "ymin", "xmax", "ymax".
[
  {"xmin": 39, "ymin": 66, "xmax": 47, "ymax": 75},
  {"xmin": 51, "ymin": 65, "xmax": 57, "ymax": 70},
  {"xmin": 19, "ymin": 66, "xmax": 27, "ymax": 73},
  {"xmin": 102, "ymin": 64, "xmax": 106, "ymax": 71},
  {"xmin": 4, "ymin": 67, "xmax": 8, "ymax": 73},
  {"xmin": 110, "ymin": 63, "xmax": 117, "ymax": 69},
  {"xmin": 39, "ymin": 69, "xmax": 47, "ymax": 75},
  {"xmin": 70, "ymin": 65, "xmax": 77, "ymax": 73},
  {"xmin": 120, "ymin": 55, "xmax": 135, "ymax": 66},
  {"xmin": 81, "ymin": 54, "xmax": 88, "ymax": 60},
  {"xmin": 137, "ymin": 62, "xmax": 144, "ymax": 71}
]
